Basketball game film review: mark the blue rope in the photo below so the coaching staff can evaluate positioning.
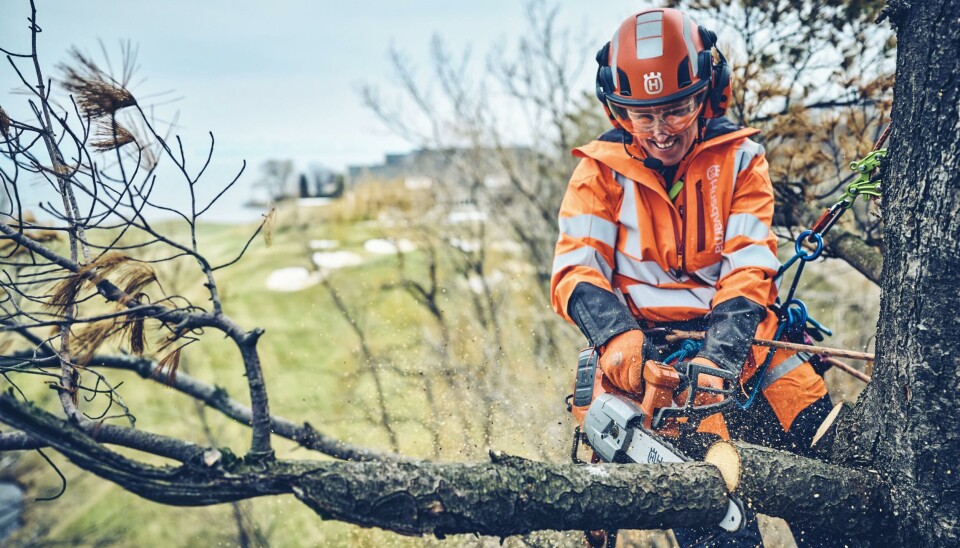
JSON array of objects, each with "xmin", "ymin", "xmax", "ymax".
[
  {"xmin": 665, "ymin": 339, "xmax": 703, "ymax": 365},
  {"xmin": 738, "ymin": 321, "xmax": 786, "ymax": 410}
]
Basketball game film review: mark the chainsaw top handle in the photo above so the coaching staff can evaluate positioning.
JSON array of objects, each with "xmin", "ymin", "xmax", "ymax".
[{"xmin": 650, "ymin": 361, "xmax": 739, "ymax": 429}]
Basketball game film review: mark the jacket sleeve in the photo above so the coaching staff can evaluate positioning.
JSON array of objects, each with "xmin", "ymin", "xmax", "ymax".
[
  {"xmin": 550, "ymin": 158, "xmax": 638, "ymax": 346},
  {"xmin": 699, "ymin": 140, "xmax": 780, "ymax": 373},
  {"xmin": 568, "ymin": 282, "xmax": 641, "ymax": 347}
]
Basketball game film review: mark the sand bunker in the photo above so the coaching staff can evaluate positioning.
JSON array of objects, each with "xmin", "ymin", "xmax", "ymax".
[
  {"xmin": 266, "ymin": 267, "xmax": 322, "ymax": 292},
  {"xmin": 309, "ymin": 239, "xmax": 339, "ymax": 250},
  {"xmin": 268, "ymin": 238, "xmax": 416, "ymax": 292},
  {"xmin": 312, "ymin": 251, "xmax": 363, "ymax": 269},
  {"xmin": 447, "ymin": 208, "xmax": 487, "ymax": 224}
]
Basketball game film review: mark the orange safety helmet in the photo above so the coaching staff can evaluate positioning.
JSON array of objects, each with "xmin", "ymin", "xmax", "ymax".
[{"xmin": 595, "ymin": 8, "xmax": 731, "ymax": 131}]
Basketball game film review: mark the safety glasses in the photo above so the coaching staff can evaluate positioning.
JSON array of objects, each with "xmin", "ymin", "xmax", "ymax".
[{"xmin": 609, "ymin": 90, "xmax": 706, "ymax": 135}]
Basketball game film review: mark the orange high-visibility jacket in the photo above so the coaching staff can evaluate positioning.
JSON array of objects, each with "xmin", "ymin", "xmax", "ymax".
[
  {"xmin": 552, "ymin": 120, "xmax": 829, "ymax": 431},
  {"xmin": 551, "ymin": 122, "xmax": 780, "ymax": 326}
]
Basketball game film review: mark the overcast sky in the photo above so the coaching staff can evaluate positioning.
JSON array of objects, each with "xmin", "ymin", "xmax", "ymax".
[{"xmin": 1, "ymin": 1, "xmax": 647, "ymax": 220}]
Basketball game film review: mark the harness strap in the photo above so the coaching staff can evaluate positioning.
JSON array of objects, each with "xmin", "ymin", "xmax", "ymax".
[{"xmin": 758, "ymin": 352, "xmax": 811, "ymax": 391}]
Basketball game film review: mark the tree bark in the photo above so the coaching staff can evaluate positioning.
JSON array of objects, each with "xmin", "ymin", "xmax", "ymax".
[
  {"xmin": 834, "ymin": 0, "xmax": 960, "ymax": 545},
  {"xmin": 0, "ymin": 392, "xmax": 731, "ymax": 534},
  {"xmin": 292, "ymin": 453, "xmax": 729, "ymax": 537}
]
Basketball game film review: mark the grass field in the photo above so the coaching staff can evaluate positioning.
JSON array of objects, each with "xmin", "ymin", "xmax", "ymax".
[{"xmin": 4, "ymin": 184, "xmax": 879, "ymax": 547}]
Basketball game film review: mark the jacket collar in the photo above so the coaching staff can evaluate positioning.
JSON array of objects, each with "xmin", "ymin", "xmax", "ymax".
[{"xmin": 573, "ymin": 118, "xmax": 759, "ymax": 189}]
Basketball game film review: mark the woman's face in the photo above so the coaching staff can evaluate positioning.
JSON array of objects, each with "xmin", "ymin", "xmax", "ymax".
[
  {"xmin": 635, "ymin": 119, "xmax": 699, "ymax": 167},
  {"xmin": 614, "ymin": 91, "xmax": 705, "ymax": 167}
]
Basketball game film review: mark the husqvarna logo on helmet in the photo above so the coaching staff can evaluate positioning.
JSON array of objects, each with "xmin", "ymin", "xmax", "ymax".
[{"xmin": 643, "ymin": 72, "xmax": 663, "ymax": 95}]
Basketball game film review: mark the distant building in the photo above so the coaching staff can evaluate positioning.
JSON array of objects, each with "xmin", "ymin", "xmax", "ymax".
[
  {"xmin": 345, "ymin": 146, "xmax": 540, "ymax": 220},
  {"xmin": 246, "ymin": 162, "xmax": 344, "ymax": 207},
  {"xmin": 346, "ymin": 146, "xmax": 537, "ymax": 191}
]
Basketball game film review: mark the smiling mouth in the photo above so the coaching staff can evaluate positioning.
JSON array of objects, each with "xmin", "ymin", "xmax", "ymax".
[{"xmin": 649, "ymin": 136, "xmax": 680, "ymax": 150}]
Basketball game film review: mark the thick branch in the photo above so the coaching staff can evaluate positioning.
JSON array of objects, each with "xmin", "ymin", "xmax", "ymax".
[
  {"xmin": 0, "ymin": 391, "xmax": 205, "ymax": 463},
  {"xmin": 0, "ymin": 392, "xmax": 284, "ymax": 503},
  {"xmin": 0, "ymin": 392, "xmax": 728, "ymax": 533},
  {"xmin": 290, "ymin": 453, "xmax": 727, "ymax": 537},
  {"xmin": 88, "ymin": 422, "xmax": 206, "ymax": 463},
  {"xmin": 705, "ymin": 441, "xmax": 891, "ymax": 538},
  {"xmin": 1, "ymin": 393, "xmax": 898, "ymax": 539},
  {"xmin": 822, "ymin": 224, "xmax": 883, "ymax": 285},
  {"xmin": 0, "ymin": 429, "xmax": 43, "ymax": 450}
]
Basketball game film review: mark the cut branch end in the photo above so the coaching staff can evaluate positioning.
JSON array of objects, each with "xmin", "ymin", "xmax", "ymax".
[{"xmin": 704, "ymin": 441, "xmax": 741, "ymax": 493}]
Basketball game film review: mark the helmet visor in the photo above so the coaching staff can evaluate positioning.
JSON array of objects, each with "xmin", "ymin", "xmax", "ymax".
[{"xmin": 608, "ymin": 89, "xmax": 707, "ymax": 136}]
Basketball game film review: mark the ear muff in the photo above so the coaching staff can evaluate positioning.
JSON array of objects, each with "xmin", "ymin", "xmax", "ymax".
[
  {"xmin": 697, "ymin": 50, "xmax": 712, "ymax": 82},
  {"xmin": 707, "ymin": 51, "xmax": 731, "ymax": 118},
  {"xmin": 594, "ymin": 42, "xmax": 620, "ymax": 128},
  {"xmin": 697, "ymin": 27, "xmax": 732, "ymax": 118}
]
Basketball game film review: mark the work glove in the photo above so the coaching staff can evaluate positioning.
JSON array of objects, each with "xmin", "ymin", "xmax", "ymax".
[
  {"xmin": 598, "ymin": 329, "xmax": 648, "ymax": 394},
  {"xmin": 676, "ymin": 356, "xmax": 727, "ymax": 407},
  {"xmin": 698, "ymin": 296, "xmax": 765, "ymax": 374}
]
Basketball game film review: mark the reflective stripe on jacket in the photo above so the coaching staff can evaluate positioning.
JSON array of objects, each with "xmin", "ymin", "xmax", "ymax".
[{"xmin": 551, "ymin": 121, "xmax": 781, "ymax": 325}]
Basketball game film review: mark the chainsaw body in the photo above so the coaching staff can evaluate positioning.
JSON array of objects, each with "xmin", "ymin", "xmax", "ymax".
[
  {"xmin": 570, "ymin": 347, "xmax": 745, "ymax": 532},
  {"xmin": 572, "ymin": 348, "xmax": 738, "ymax": 431}
]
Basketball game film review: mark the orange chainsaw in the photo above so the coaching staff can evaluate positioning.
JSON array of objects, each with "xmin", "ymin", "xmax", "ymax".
[{"xmin": 568, "ymin": 348, "xmax": 746, "ymax": 532}]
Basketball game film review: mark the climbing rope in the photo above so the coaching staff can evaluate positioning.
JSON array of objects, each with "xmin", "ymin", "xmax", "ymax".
[{"xmin": 738, "ymin": 139, "xmax": 888, "ymax": 405}]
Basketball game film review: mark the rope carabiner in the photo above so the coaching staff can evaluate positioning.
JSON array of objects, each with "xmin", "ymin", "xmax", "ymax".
[{"xmin": 776, "ymin": 230, "xmax": 823, "ymax": 281}]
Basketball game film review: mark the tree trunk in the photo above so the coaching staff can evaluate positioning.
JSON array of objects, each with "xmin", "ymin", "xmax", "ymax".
[{"xmin": 834, "ymin": 0, "xmax": 960, "ymax": 545}]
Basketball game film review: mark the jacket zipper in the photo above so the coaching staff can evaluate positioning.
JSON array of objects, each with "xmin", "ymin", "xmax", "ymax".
[
  {"xmin": 696, "ymin": 179, "xmax": 706, "ymax": 253},
  {"xmin": 677, "ymin": 202, "xmax": 685, "ymax": 275},
  {"xmin": 661, "ymin": 173, "xmax": 684, "ymax": 277}
]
